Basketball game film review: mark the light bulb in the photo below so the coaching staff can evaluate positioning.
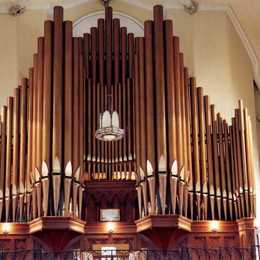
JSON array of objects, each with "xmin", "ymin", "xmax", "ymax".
[
  {"xmin": 209, "ymin": 221, "xmax": 219, "ymax": 232},
  {"xmin": 106, "ymin": 222, "xmax": 115, "ymax": 233},
  {"xmin": 2, "ymin": 223, "xmax": 11, "ymax": 234}
]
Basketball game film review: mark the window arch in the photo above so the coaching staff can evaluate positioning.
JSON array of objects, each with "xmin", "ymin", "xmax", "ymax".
[{"xmin": 73, "ymin": 11, "xmax": 144, "ymax": 37}]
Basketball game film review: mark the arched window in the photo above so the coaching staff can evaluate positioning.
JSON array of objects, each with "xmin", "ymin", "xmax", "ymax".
[{"xmin": 73, "ymin": 11, "xmax": 144, "ymax": 37}]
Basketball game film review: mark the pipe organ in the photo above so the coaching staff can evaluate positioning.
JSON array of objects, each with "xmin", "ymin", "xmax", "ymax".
[{"xmin": 0, "ymin": 4, "xmax": 257, "ymax": 254}]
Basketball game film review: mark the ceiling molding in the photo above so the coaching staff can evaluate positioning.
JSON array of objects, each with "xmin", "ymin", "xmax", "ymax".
[{"xmin": 0, "ymin": 0, "xmax": 258, "ymax": 86}]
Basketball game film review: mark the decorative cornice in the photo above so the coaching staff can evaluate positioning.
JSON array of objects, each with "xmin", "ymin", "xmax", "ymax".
[{"xmin": 0, "ymin": 0, "xmax": 258, "ymax": 87}]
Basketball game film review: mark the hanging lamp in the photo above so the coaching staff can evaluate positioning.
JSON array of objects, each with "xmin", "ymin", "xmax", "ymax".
[{"xmin": 95, "ymin": 110, "xmax": 124, "ymax": 141}]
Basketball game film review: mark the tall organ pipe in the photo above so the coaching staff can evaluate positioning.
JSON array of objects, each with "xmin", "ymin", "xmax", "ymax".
[
  {"xmin": 19, "ymin": 79, "xmax": 28, "ymax": 221},
  {"xmin": 12, "ymin": 87, "xmax": 20, "ymax": 221},
  {"xmin": 64, "ymin": 21, "xmax": 73, "ymax": 216},
  {"xmin": 0, "ymin": 106, "xmax": 7, "ymax": 221}
]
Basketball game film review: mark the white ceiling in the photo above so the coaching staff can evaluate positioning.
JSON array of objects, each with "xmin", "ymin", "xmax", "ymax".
[{"xmin": 0, "ymin": 0, "xmax": 259, "ymax": 85}]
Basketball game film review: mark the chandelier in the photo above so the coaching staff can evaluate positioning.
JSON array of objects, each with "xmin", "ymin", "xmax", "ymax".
[{"xmin": 95, "ymin": 110, "xmax": 124, "ymax": 142}]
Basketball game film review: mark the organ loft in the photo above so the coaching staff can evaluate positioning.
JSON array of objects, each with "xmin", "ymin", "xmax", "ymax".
[{"xmin": 0, "ymin": 2, "xmax": 258, "ymax": 259}]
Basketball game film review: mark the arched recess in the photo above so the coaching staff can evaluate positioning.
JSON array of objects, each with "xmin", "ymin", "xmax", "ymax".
[{"xmin": 73, "ymin": 11, "xmax": 144, "ymax": 37}]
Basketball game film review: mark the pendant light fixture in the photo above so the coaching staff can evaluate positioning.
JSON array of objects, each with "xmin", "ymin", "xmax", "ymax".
[
  {"xmin": 95, "ymin": 94, "xmax": 124, "ymax": 142},
  {"xmin": 95, "ymin": 110, "xmax": 124, "ymax": 142}
]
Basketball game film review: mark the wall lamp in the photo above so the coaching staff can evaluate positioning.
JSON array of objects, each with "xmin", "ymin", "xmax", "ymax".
[
  {"xmin": 2, "ymin": 223, "xmax": 11, "ymax": 235},
  {"xmin": 209, "ymin": 221, "xmax": 220, "ymax": 232},
  {"xmin": 106, "ymin": 222, "xmax": 116, "ymax": 234}
]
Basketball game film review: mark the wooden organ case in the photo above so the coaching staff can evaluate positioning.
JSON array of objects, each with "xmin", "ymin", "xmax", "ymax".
[{"xmin": 0, "ymin": 4, "xmax": 258, "ymax": 257}]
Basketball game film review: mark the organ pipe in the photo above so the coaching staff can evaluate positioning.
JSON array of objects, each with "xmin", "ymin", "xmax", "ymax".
[
  {"xmin": 5, "ymin": 97, "xmax": 13, "ymax": 221},
  {"xmin": 19, "ymin": 79, "xmax": 28, "ymax": 221},
  {"xmin": 64, "ymin": 21, "xmax": 73, "ymax": 216},
  {"xmin": 12, "ymin": 88, "xmax": 20, "ymax": 221},
  {"xmin": 0, "ymin": 106, "xmax": 7, "ymax": 220},
  {"xmin": 26, "ymin": 68, "xmax": 33, "ymax": 220}
]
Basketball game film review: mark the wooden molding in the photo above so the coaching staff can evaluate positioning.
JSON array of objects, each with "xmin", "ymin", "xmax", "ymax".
[
  {"xmin": 237, "ymin": 217, "xmax": 255, "ymax": 232},
  {"xmin": 85, "ymin": 222, "xmax": 136, "ymax": 234},
  {"xmin": 135, "ymin": 215, "xmax": 191, "ymax": 233},
  {"xmin": 192, "ymin": 220, "xmax": 238, "ymax": 233},
  {"xmin": 0, "ymin": 216, "xmax": 255, "ymax": 243},
  {"xmin": 29, "ymin": 217, "xmax": 85, "ymax": 234}
]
